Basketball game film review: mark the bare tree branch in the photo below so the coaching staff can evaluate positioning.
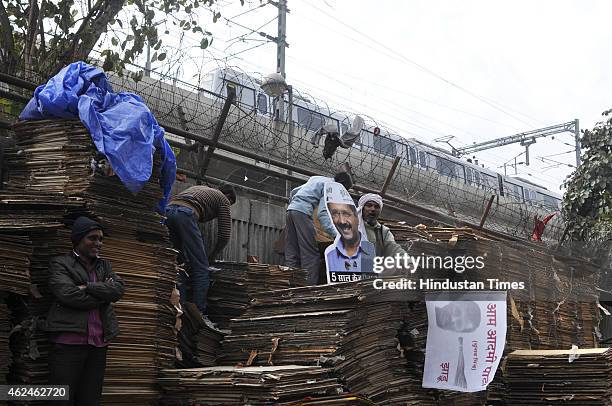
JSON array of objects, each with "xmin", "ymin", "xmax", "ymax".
[
  {"xmin": 38, "ymin": 0, "xmax": 46, "ymax": 61},
  {"xmin": 75, "ymin": 0, "xmax": 124, "ymax": 60},
  {"xmin": 23, "ymin": 0, "xmax": 40, "ymax": 80},
  {"xmin": 0, "ymin": 0, "xmax": 19, "ymax": 73},
  {"xmin": 54, "ymin": 0, "xmax": 124, "ymax": 74}
]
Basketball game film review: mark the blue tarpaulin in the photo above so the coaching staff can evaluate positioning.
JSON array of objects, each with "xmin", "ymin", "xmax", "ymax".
[{"xmin": 20, "ymin": 61, "xmax": 176, "ymax": 212}]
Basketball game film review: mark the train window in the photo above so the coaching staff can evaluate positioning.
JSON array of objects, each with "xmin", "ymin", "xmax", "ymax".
[
  {"xmin": 296, "ymin": 106, "xmax": 326, "ymax": 132},
  {"xmin": 328, "ymin": 117, "xmax": 341, "ymax": 134},
  {"xmin": 419, "ymin": 151, "xmax": 428, "ymax": 168},
  {"xmin": 257, "ymin": 93, "xmax": 268, "ymax": 115},
  {"xmin": 551, "ymin": 197, "xmax": 561, "ymax": 209},
  {"xmin": 504, "ymin": 181, "xmax": 524, "ymax": 201},
  {"xmin": 408, "ymin": 146, "xmax": 417, "ymax": 166},
  {"xmin": 436, "ymin": 156, "xmax": 465, "ymax": 181},
  {"xmin": 373, "ymin": 135, "xmax": 397, "ymax": 157},
  {"xmin": 224, "ymin": 80, "xmax": 256, "ymax": 110},
  {"xmin": 466, "ymin": 168, "xmax": 482, "ymax": 187},
  {"xmin": 466, "ymin": 167, "xmax": 475, "ymax": 185},
  {"xmin": 360, "ymin": 130, "xmax": 373, "ymax": 149},
  {"xmin": 474, "ymin": 170, "xmax": 481, "ymax": 186},
  {"xmin": 481, "ymin": 173, "xmax": 498, "ymax": 191},
  {"xmin": 524, "ymin": 189, "xmax": 538, "ymax": 202},
  {"xmin": 351, "ymin": 128, "xmax": 363, "ymax": 150},
  {"xmin": 436, "ymin": 156, "xmax": 454, "ymax": 178},
  {"xmin": 538, "ymin": 192, "xmax": 561, "ymax": 210}
]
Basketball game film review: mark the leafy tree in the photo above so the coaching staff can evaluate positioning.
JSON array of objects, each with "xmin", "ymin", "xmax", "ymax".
[
  {"xmin": 0, "ymin": 0, "xmax": 238, "ymax": 80},
  {"xmin": 562, "ymin": 109, "xmax": 612, "ymax": 242}
]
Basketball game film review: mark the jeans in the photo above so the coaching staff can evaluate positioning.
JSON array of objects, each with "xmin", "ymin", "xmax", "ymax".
[
  {"xmin": 285, "ymin": 210, "xmax": 320, "ymax": 285},
  {"xmin": 48, "ymin": 343, "xmax": 107, "ymax": 406},
  {"xmin": 165, "ymin": 204, "xmax": 210, "ymax": 313}
]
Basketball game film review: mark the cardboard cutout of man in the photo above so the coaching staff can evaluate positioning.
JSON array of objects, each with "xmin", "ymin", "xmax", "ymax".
[{"xmin": 323, "ymin": 182, "xmax": 375, "ymax": 283}]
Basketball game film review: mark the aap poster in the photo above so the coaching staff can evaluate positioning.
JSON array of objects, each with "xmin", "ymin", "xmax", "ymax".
[
  {"xmin": 323, "ymin": 182, "xmax": 375, "ymax": 284},
  {"xmin": 422, "ymin": 291, "xmax": 507, "ymax": 392}
]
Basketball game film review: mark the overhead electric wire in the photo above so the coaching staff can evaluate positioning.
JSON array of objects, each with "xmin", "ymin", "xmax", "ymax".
[
  {"xmin": 297, "ymin": 0, "xmax": 543, "ymax": 128},
  {"xmin": 229, "ymin": 2, "xmax": 267, "ymax": 20},
  {"xmin": 287, "ymin": 60, "xmax": 493, "ymax": 141},
  {"xmin": 226, "ymin": 14, "xmax": 278, "ymax": 44},
  {"xmin": 537, "ymin": 156, "xmax": 575, "ymax": 167},
  {"xmin": 161, "ymin": 11, "xmax": 529, "ymax": 147},
  {"xmin": 287, "ymin": 54, "xmax": 524, "ymax": 132},
  {"xmin": 114, "ymin": 10, "xmax": 570, "ymax": 191},
  {"xmin": 166, "ymin": 30, "xmax": 525, "ymax": 172},
  {"xmin": 226, "ymin": 41, "xmax": 269, "ymax": 59},
  {"xmin": 540, "ymin": 150, "xmax": 576, "ymax": 158}
]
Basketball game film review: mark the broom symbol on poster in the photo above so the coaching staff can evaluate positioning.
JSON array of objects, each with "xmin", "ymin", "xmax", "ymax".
[{"xmin": 455, "ymin": 337, "xmax": 467, "ymax": 389}]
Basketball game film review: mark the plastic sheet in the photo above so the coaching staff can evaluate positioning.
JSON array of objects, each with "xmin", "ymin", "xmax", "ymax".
[{"xmin": 20, "ymin": 61, "xmax": 175, "ymax": 212}]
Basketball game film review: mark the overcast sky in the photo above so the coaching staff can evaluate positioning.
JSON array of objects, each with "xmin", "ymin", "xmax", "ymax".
[{"xmin": 147, "ymin": 0, "xmax": 612, "ymax": 193}]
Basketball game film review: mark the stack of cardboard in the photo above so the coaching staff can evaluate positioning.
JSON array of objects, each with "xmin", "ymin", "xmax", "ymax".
[
  {"xmin": 282, "ymin": 394, "xmax": 373, "ymax": 405},
  {"xmin": 5, "ymin": 120, "xmax": 178, "ymax": 404},
  {"xmin": 220, "ymin": 282, "xmax": 435, "ymax": 405},
  {"xmin": 0, "ymin": 201, "xmax": 72, "ymax": 387},
  {"xmin": 434, "ymin": 392, "xmax": 488, "ymax": 406},
  {"xmin": 0, "ymin": 297, "xmax": 10, "ymax": 385},
  {"xmin": 505, "ymin": 348, "xmax": 612, "ymax": 404},
  {"xmin": 0, "ymin": 235, "xmax": 32, "ymax": 296},
  {"xmin": 389, "ymin": 224, "xmax": 601, "ymax": 405},
  {"xmin": 159, "ymin": 365, "xmax": 343, "ymax": 405},
  {"xmin": 177, "ymin": 303, "xmax": 226, "ymax": 368},
  {"xmin": 384, "ymin": 223, "xmax": 498, "ymax": 244},
  {"xmin": 402, "ymin": 238, "xmax": 600, "ymax": 349},
  {"xmin": 207, "ymin": 262, "xmax": 307, "ymax": 328}
]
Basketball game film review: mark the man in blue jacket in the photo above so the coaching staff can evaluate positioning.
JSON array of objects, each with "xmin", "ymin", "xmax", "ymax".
[{"xmin": 284, "ymin": 171, "xmax": 353, "ymax": 284}]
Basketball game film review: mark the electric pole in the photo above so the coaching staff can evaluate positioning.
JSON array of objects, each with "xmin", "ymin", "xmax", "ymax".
[
  {"xmin": 267, "ymin": 0, "xmax": 289, "ymax": 120},
  {"xmin": 574, "ymin": 118, "xmax": 581, "ymax": 166},
  {"xmin": 276, "ymin": 0, "xmax": 287, "ymax": 78}
]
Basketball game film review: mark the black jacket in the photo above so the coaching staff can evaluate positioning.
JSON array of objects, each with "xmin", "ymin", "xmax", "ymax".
[{"xmin": 45, "ymin": 253, "xmax": 125, "ymax": 342}]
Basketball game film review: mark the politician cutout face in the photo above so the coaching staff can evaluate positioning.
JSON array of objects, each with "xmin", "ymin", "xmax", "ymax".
[
  {"xmin": 323, "ymin": 182, "xmax": 375, "ymax": 283},
  {"xmin": 329, "ymin": 202, "xmax": 360, "ymax": 247}
]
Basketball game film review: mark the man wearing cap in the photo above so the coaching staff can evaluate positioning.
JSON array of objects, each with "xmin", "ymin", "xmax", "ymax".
[
  {"xmin": 285, "ymin": 171, "xmax": 353, "ymax": 285},
  {"xmin": 46, "ymin": 216, "xmax": 125, "ymax": 406},
  {"xmin": 357, "ymin": 193, "xmax": 406, "ymax": 258},
  {"xmin": 324, "ymin": 183, "xmax": 375, "ymax": 280},
  {"xmin": 165, "ymin": 184, "xmax": 236, "ymax": 321}
]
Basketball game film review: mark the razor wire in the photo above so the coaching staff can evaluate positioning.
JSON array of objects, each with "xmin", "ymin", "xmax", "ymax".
[{"xmin": 0, "ymin": 57, "xmax": 568, "ymax": 243}]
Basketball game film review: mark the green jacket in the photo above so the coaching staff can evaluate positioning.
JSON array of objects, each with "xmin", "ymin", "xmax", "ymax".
[
  {"xmin": 364, "ymin": 222, "xmax": 406, "ymax": 258},
  {"xmin": 45, "ymin": 253, "xmax": 124, "ymax": 342}
]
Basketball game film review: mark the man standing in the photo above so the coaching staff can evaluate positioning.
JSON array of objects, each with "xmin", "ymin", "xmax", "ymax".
[
  {"xmin": 285, "ymin": 171, "xmax": 353, "ymax": 284},
  {"xmin": 165, "ymin": 184, "xmax": 236, "ymax": 320},
  {"xmin": 357, "ymin": 193, "xmax": 406, "ymax": 257},
  {"xmin": 46, "ymin": 216, "xmax": 125, "ymax": 406}
]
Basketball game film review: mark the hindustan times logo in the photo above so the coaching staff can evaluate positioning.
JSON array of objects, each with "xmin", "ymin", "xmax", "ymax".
[{"xmin": 373, "ymin": 253, "xmax": 485, "ymax": 274}]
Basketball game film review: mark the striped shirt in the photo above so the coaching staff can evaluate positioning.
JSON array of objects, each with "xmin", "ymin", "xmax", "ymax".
[{"xmin": 169, "ymin": 186, "xmax": 232, "ymax": 250}]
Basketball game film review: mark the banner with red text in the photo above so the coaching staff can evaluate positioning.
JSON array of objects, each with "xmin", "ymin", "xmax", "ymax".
[{"xmin": 422, "ymin": 291, "xmax": 507, "ymax": 392}]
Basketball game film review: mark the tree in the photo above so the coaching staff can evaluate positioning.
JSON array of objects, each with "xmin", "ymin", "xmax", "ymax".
[
  {"xmin": 0, "ymin": 0, "xmax": 239, "ymax": 81},
  {"xmin": 562, "ymin": 109, "xmax": 612, "ymax": 242}
]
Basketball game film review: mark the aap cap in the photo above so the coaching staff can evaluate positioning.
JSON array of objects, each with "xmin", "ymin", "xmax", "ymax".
[
  {"xmin": 71, "ymin": 217, "xmax": 104, "ymax": 245},
  {"xmin": 325, "ymin": 182, "xmax": 355, "ymax": 206}
]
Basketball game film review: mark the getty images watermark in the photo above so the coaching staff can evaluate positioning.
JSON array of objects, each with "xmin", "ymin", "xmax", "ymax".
[{"xmin": 371, "ymin": 253, "xmax": 526, "ymax": 291}]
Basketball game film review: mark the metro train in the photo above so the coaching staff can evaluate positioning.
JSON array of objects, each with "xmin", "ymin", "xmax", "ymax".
[{"xmin": 201, "ymin": 67, "xmax": 563, "ymax": 212}]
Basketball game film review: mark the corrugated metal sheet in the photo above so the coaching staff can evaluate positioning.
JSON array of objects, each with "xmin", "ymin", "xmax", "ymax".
[{"xmin": 201, "ymin": 197, "xmax": 286, "ymax": 265}]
